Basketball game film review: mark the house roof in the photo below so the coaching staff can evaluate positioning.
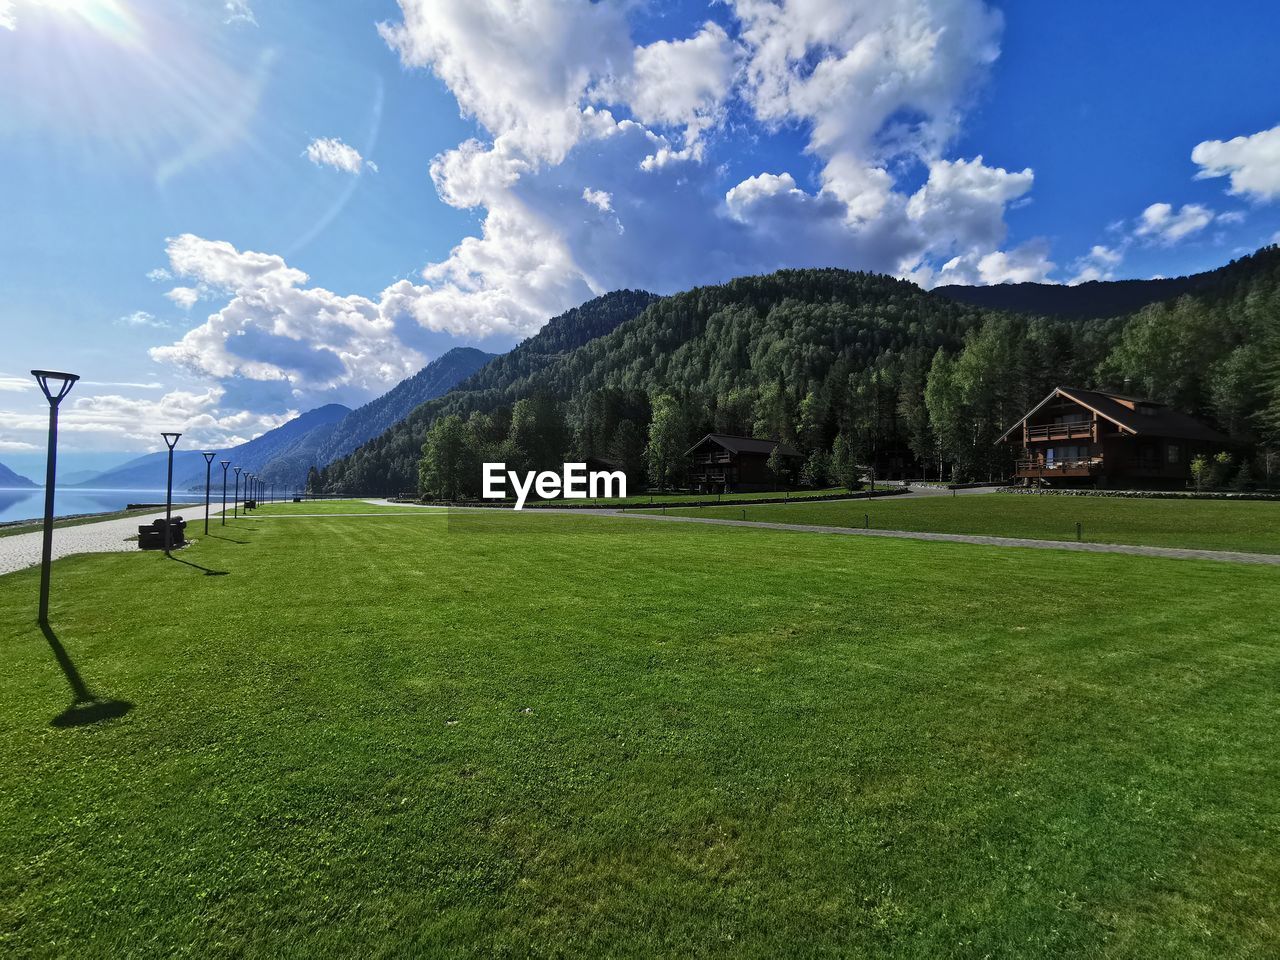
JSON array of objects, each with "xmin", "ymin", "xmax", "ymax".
[
  {"xmin": 998, "ymin": 387, "xmax": 1233, "ymax": 444},
  {"xmin": 686, "ymin": 434, "xmax": 802, "ymax": 458}
]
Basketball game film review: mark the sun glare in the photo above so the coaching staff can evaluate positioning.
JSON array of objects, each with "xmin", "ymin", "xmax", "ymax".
[{"xmin": 25, "ymin": 0, "xmax": 141, "ymax": 45}]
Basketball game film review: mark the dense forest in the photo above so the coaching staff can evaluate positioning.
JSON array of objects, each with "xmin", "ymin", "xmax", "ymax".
[{"xmin": 314, "ymin": 246, "xmax": 1280, "ymax": 497}]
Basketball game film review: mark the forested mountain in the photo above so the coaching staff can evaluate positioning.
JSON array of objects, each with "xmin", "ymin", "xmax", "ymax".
[
  {"xmin": 316, "ymin": 289, "xmax": 658, "ymax": 492},
  {"xmin": 316, "ymin": 246, "xmax": 1280, "ymax": 495},
  {"xmin": 314, "ymin": 347, "xmax": 496, "ymax": 466},
  {"xmin": 933, "ymin": 253, "xmax": 1265, "ymax": 319},
  {"xmin": 0, "ymin": 461, "xmax": 37, "ymax": 488}
]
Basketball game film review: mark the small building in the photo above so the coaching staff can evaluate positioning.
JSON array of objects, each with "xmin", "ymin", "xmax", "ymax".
[
  {"xmin": 686, "ymin": 434, "xmax": 802, "ymax": 493},
  {"xmin": 998, "ymin": 386, "xmax": 1232, "ymax": 488}
]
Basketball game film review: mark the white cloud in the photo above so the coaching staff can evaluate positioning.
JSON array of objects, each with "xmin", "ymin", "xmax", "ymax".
[
  {"xmin": 378, "ymin": 0, "xmax": 633, "ymax": 163},
  {"xmin": 1192, "ymin": 123, "xmax": 1280, "ymax": 201},
  {"xmin": 224, "ymin": 1, "xmax": 256, "ymax": 26},
  {"xmin": 304, "ymin": 137, "xmax": 375, "ymax": 175},
  {"xmin": 619, "ymin": 21, "xmax": 737, "ymax": 164},
  {"xmin": 0, "ymin": 386, "xmax": 290, "ymax": 451},
  {"xmin": 151, "ymin": 235, "xmax": 423, "ymax": 396},
  {"xmin": 116, "ymin": 310, "xmax": 169, "ymax": 329},
  {"xmin": 936, "ymin": 240, "xmax": 1056, "ymax": 286},
  {"xmin": 146, "ymin": 267, "xmax": 172, "ymax": 282},
  {"xmin": 906, "ymin": 155, "xmax": 1034, "ymax": 253},
  {"xmin": 0, "ymin": 376, "xmax": 34, "ymax": 393},
  {"xmin": 1068, "ymin": 244, "xmax": 1124, "ymax": 284},
  {"xmin": 1134, "ymin": 202, "xmax": 1215, "ymax": 245},
  {"xmin": 0, "ymin": 440, "xmax": 39, "ymax": 452},
  {"xmin": 581, "ymin": 187, "xmax": 613, "ymax": 212},
  {"xmin": 166, "ymin": 287, "xmax": 201, "ymax": 309},
  {"xmin": 1, "ymin": 2, "xmax": 16, "ymax": 32}
]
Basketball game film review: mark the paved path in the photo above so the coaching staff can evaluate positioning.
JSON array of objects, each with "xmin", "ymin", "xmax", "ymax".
[
  {"xmin": 0, "ymin": 508, "xmax": 217, "ymax": 577},
  {"xmin": 365, "ymin": 498, "xmax": 1280, "ymax": 566},
  {"xmin": 593, "ymin": 512, "xmax": 1280, "ymax": 566}
]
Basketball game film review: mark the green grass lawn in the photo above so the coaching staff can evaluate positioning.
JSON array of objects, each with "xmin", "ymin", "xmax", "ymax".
[
  {"xmin": 648, "ymin": 492, "xmax": 1280, "ymax": 554},
  {"xmin": 2, "ymin": 510, "xmax": 1278, "ymax": 957}
]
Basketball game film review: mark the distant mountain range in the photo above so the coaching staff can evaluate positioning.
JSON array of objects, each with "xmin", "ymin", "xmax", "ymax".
[
  {"xmin": 314, "ymin": 347, "xmax": 496, "ymax": 466},
  {"xmin": 71, "ymin": 347, "xmax": 496, "ymax": 492},
  {"xmin": 0, "ymin": 461, "xmax": 37, "ymax": 488},
  {"xmin": 932, "ymin": 257, "xmax": 1255, "ymax": 319}
]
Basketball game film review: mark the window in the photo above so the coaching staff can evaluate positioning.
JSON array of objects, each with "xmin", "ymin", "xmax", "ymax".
[{"xmin": 1167, "ymin": 444, "xmax": 1181, "ymax": 464}]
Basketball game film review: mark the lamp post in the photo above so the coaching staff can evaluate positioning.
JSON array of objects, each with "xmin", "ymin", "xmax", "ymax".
[
  {"xmin": 233, "ymin": 467, "xmax": 241, "ymax": 518},
  {"xmin": 201, "ymin": 451, "xmax": 216, "ymax": 535},
  {"xmin": 220, "ymin": 460, "xmax": 230, "ymax": 526},
  {"xmin": 31, "ymin": 370, "xmax": 79, "ymax": 625},
  {"xmin": 161, "ymin": 432, "xmax": 182, "ymax": 555},
  {"xmin": 246, "ymin": 474, "xmax": 254, "ymax": 512}
]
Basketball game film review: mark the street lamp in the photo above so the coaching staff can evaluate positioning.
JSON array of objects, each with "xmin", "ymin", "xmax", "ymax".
[
  {"xmin": 161, "ymin": 432, "xmax": 182, "ymax": 555},
  {"xmin": 31, "ymin": 370, "xmax": 79, "ymax": 625},
  {"xmin": 201, "ymin": 451, "xmax": 216, "ymax": 535},
  {"xmin": 219, "ymin": 460, "xmax": 230, "ymax": 526},
  {"xmin": 246, "ymin": 474, "xmax": 254, "ymax": 512},
  {"xmin": 233, "ymin": 466, "xmax": 241, "ymax": 518}
]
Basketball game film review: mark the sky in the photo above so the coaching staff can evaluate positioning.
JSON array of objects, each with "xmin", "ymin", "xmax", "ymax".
[{"xmin": 1, "ymin": 0, "xmax": 1279, "ymax": 477}]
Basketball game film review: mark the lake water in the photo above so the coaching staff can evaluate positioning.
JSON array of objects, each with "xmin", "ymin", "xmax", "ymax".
[{"xmin": 0, "ymin": 488, "xmax": 208, "ymax": 525}]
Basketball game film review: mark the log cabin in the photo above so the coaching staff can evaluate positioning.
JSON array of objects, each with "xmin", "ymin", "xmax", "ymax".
[
  {"xmin": 686, "ymin": 434, "xmax": 802, "ymax": 493},
  {"xmin": 999, "ymin": 386, "xmax": 1232, "ymax": 488}
]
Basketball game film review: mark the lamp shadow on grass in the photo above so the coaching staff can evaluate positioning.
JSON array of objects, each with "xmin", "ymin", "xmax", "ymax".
[
  {"xmin": 168, "ymin": 554, "xmax": 230, "ymax": 576},
  {"xmin": 40, "ymin": 623, "xmax": 134, "ymax": 728},
  {"xmin": 207, "ymin": 532, "xmax": 249, "ymax": 545}
]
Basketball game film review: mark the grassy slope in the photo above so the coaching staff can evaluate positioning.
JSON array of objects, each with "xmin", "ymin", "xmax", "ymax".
[
  {"xmin": 648, "ymin": 493, "xmax": 1280, "ymax": 554},
  {"xmin": 1, "ymin": 512, "xmax": 1278, "ymax": 957}
]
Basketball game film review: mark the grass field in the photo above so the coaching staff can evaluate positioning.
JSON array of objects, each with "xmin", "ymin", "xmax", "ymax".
[
  {"xmin": 649, "ymin": 492, "xmax": 1280, "ymax": 554},
  {"xmin": 2, "ymin": 510, "xmax": 1278, "ymax": 957}
]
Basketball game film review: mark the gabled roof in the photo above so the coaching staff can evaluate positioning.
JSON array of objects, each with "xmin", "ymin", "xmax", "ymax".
[
  {"xmin": 686, "ymin": 434, "xmax": 802, "ymax": 458},
  {"xmin": 998, "ymin": 387, "xmax": 1232, "ymax": 444}
]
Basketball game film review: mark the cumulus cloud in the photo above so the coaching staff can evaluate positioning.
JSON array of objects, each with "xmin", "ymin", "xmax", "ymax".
[
  {"xmin": 935, "ymin": 240, "xmax": 1056, "ymax": 286},
  {"xmin": 1134, "ymin": 202, "xmax": 1215, "ymax": 245},
  {"xmin": 1068, "ymin": 244, "xmax": 1124, "ymax": 285},
  {"xmin": 378, "ymin": 0, "xmax": 633, "ymax": 163},
  {"xmin": 581, "ymin": 187, "xmax": 613, "ymax": 212},
  {"xmin": 0, "ymin": 1, "xmax": 15, "ymax": 31},
  {"xmin": 1192, "ymin": 123, "xmax": 1280, "ymax": 201},
  {"xmin": 617, "ymin": 20, "xmax": 737, "ymax": 165},
  {"xmin": 304, "ymin": 136, "xmax": 376, "ymax": 175},
  {"xmin": 150, "ymin": 234, "xmax": 423, "ymax": 399}
]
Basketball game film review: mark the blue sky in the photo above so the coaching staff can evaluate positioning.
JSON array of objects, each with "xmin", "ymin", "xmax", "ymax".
[{"xmin": 1, "ymin": 0, "xmax": 1278, "ymax": 475}]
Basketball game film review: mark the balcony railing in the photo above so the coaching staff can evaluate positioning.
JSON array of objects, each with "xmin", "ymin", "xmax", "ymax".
[{"xmin": 1026, "ymin": 421, "xmax": 1092, "ymax": 441}]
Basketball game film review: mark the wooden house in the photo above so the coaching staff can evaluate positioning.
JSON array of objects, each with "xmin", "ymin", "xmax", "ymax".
[
  {"xmin": 998, "ymin": 386, "xmax": 1232, "ymax": 487},
  {"xmin": 686, "ymin": 434, "xmax": 802, "ymax": 493}
]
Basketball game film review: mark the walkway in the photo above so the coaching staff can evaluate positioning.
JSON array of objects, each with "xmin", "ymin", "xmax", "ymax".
[{"xmin": 0, "ymin": 508, "xmax": 220, "ymax": 577}]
